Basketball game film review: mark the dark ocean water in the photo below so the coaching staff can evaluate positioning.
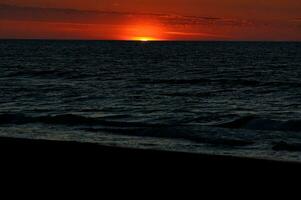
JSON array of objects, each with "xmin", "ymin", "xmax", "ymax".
[{"xmin": 1, "ymin": 40, "xmax": 301, "ymax": 162}]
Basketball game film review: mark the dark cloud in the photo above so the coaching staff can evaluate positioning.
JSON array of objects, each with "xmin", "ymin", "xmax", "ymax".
[
  {"xmin": 0, "ymin": 4, "xmax": 127, "ymax": 25},
  {"xmin": 0, "ymin": 4, "xmax": 256, "ymax": 27},
  {"xmin": 290, "ymin": 18, "xmax": 301, "ymax": 30},
  {"xmin": 161, "ymin": 15, "xmax": 254, "ymax": 27}
]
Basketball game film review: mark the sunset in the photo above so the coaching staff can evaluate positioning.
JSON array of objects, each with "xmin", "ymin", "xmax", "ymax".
[
  {"xmin": 0, "ymin": 0, "xmax": 301, "ymax": 40},
  {"xmin": 123, "ymin": 23, "xmax": 165, "ymax": 41},
  {"xmin": 0, "ymin": 0, "xmax": 301, "ymax": 180}
]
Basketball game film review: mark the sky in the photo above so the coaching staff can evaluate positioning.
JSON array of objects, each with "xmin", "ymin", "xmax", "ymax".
[{"xmin": 0, "ymin": 0, "xmax": 300, "ymax": 41}]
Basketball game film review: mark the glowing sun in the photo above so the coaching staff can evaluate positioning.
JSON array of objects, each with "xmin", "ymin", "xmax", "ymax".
[
  {"xmin": 132, "ymin": 37, "xmax": 156, "ymax": 42},
  {"xmin": 124, "ymin": 22, "xmax": 165, "ymax": 41}
]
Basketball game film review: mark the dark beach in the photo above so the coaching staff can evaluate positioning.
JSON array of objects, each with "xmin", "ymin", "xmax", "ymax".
[{"xmin": 1, "ymin": 136, "xmax": 300, "ymax": 176}]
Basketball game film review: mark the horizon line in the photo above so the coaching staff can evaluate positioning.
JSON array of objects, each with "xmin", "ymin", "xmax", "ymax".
[{"xmin": 1, "ymin": 38, "xmax": 301, "ymax": 43}]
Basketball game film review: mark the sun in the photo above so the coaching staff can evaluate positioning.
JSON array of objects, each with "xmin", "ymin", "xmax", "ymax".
[
  {"xmin": 123, "ymin": 22, "xmax": 165, "ymax": 41},
  {"xmin": 132, "ymin": 37, "xmax": 156, "ymax": 42}
]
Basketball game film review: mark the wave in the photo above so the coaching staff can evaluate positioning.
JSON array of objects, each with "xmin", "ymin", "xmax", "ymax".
[
  {"xmin": 160, "ymin": 89, "xmax": 238, "ymax": 99},
  {"xmin": 0, "ymin": 113, "xmax": 254, "ymax": 147},
  {"xmin": 273, "ymin": 141, "xmax": 301, "ymax": 152},
  {"xmin": 2, "ymin": 113, "xmax": 301, "ymax": 133},
  {"xmin": 140, "ymin": 78, "xmax": 210, "ymax": 85},
  {"xmin": 0, "ymin": 113, "xmax": 167, "ymax": 127},
  {"xmin": 83, "ymin": 127, "xmax": 254, "ymax": 147},
  {"xmin": 0, "ymin": 113, "xmax": 33, "ymax": 125},
  {"xmin": 217, "ymin": 116, "xmax": 301, "ymax": 132},
  {"xmin": 5, "ymin": 69, "xmax": 71, "ymax": 78},
  {"xmin": 4, "ymin": 69, "xmax": 96, "ymax": 80},
  {"xmin": 140, "ymin": 78, "xmax": 301, "ymax": 87},
  {"xmin": 161, "ymin": 91, "xmax": 215, "ymax": 97}
]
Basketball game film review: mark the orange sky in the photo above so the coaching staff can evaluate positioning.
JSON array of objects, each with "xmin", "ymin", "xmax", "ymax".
[{"xmin": 0, "ymin": 0, "xmax": 300, "ymax": 40}]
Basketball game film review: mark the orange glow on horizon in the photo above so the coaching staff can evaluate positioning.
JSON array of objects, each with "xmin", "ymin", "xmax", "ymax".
[
  {"xmin": 122, "ymin": 21, "xmax": 166, "ymax": 41},
  {"xmin": 132, "ymin": 37, "xmax": 157, "ymax": 41},
  {"xmin": 1, "ymin": 2, "xmax": 301, "ymax": 41}
]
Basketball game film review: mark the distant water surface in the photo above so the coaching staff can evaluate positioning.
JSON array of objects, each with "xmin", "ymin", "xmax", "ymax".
[{"xmin": 1, "ymin": 40, "xmax": 301, "ymax": 162}]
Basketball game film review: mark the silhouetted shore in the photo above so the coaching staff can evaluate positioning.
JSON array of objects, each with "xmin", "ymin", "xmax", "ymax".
[{"xmin": 0, "ymin": 136, "xmax": 300, "ymax": 174}]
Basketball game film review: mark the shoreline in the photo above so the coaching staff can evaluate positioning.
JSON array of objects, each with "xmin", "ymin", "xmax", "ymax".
[{"xmin": 1, "ymin": 136, "xmax": 300, "ymax": 171}]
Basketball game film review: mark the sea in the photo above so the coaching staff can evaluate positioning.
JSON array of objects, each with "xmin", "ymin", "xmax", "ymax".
[{"xmin": 0, "ymin": 40, "xmax": 301, "ymax": 162}]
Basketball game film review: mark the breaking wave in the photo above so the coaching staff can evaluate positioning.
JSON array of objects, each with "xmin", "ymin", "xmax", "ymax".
[
  {"xmin": 0, "ymin": 113, "xmax": 254, "ymax": 147},
  {"xmin": 217, "ymin": 116, "xmax": 301, "ymax": 132}
]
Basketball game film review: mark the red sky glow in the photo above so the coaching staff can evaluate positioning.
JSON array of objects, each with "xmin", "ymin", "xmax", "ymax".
[{"xmin": 0, "ymin": 0, "xmax": 300, "ymax": 41}]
